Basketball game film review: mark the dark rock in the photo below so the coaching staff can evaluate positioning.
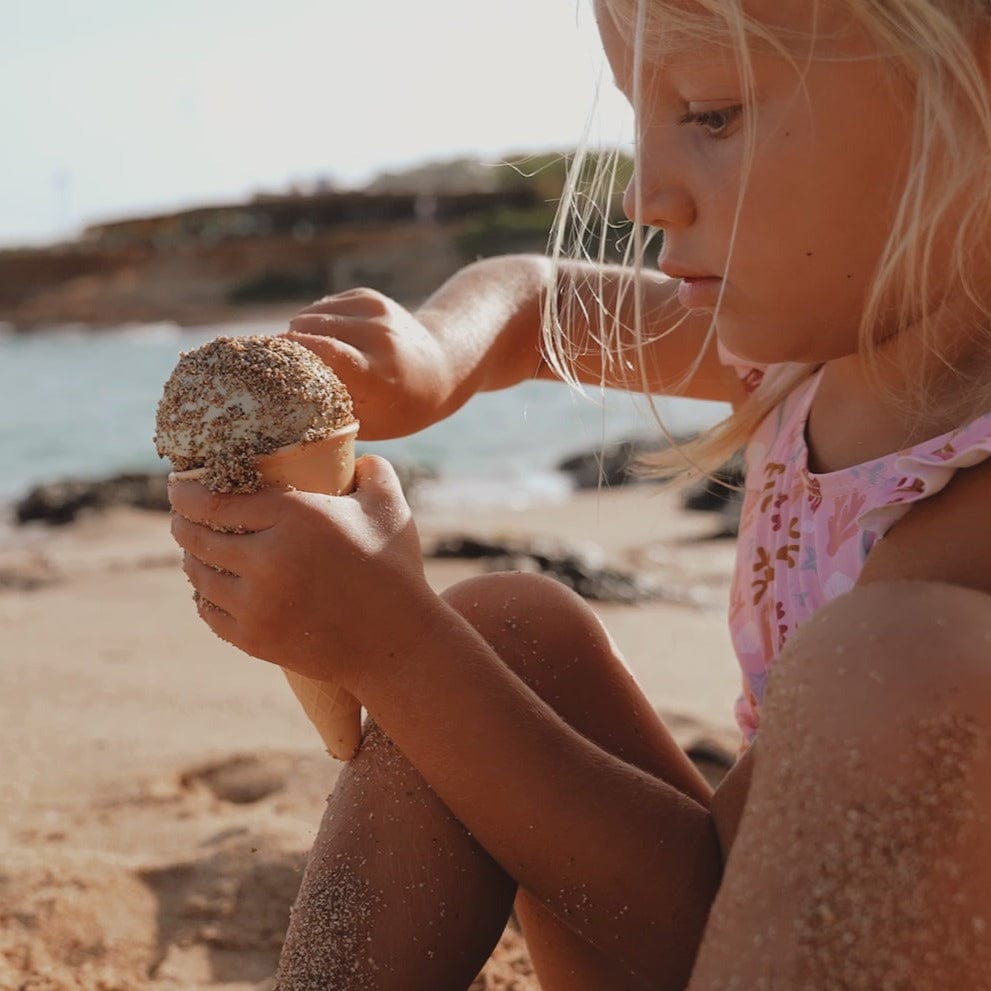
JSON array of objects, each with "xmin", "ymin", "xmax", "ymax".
[
  {"xmin": 365, "ymin": 458, "xmax": 438, "ymax": 504},
  {"xmin": 681, "ymin": 452, "xmax": 746, "ymax": 537},
  {"xmin": 429, "ymin": 535, "xmax": 531, "ymax": 561},
  {"xmin": 681, "ymin": 451, "xmax": 746, "ymax": 512},
  {"xmin": 716, "ymin": 495, "xmax": 744, "ymax": 539},
  {"xmin": 686, "ymin": 741, "xmax": 737, "ymax": 788},
  {"xmin": 557, "ymin": 436, "xmax": 675, "ymax": 490},
  {"xmin": 429, "ymin": 533, "xmax": 666, "ymax": 604},
  {"xmin": 15, "ymin": 472, "xmax": 171, "ymax": 525},
  {"xmin": 14, "ymin": 460, "xmax": 435, "ymax": 526},
  {"xmin": 556, "ymin": 434, "xmax": 704, "ymax": 490}
]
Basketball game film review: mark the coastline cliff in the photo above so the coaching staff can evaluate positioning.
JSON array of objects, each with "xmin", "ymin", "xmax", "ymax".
[{"xmin": 0, "ymin": 153, "xmax": 631, "ymax": 332}]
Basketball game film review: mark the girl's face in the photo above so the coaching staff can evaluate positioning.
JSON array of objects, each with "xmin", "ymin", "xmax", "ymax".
[{"xmin": 596, "ymin": 0, "xmax": 914, "ymax": 365}]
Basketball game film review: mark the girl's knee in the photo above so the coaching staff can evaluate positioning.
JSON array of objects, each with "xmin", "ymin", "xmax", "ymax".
[
  {"xmin": 440, "ymin": 571, "xmax": 616, "ymax": 677},
  {"xmin": 440, "ymin": 571, "xmax": 692, "ymax": 782},
  {"xmin": 442, "ymin": 569, "xmax": 596, "ymax": 620}
]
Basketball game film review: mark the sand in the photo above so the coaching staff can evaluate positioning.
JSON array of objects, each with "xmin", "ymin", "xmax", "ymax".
[{"xmin": 0, "ymin": 485, "xmax": 740, "ymax": 989}]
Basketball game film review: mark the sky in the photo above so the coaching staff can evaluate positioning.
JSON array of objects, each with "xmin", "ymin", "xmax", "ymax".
[{"xmin": 1, "ymin": 0, "xmax": 633, "ymax": 248}]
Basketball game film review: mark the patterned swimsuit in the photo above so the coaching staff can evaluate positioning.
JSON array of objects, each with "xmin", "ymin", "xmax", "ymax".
[{"xmin": 727, "ymin": 363, "xmax": 991, "ymax": 743}]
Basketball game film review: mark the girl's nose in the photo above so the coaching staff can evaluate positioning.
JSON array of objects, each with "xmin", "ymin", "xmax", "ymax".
[{"xmin": 623, "ymin": 174, "xmax": 696, "ymax": 229}]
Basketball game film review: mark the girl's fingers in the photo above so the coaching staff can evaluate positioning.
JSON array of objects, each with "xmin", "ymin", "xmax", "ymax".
[
  {"xmin": 167, "ymin": 480, "xmax": 281, "ymax": 533},
  {"xmin": 194, "ymin": 591, "xmax": 242, "ymax": 649},
  {"xmin": 287, "ymin": 312, "xmax": 349, "ymax": 334},
  {"xmin": 287, "ymin": 321, "xmax": 382, "ymax": 350},
  {"xmin": 283, "ymin": 328, "xmax": 371, "ymax": 375},
  {"xmin": 291, "ymin": 289, "xmax": 370, "ymax": 318},
  {"xmin": 183, "ymin": 551, "xmax": 243, "ymax": 617},
  {"xmin": 170, "ymin": 512, "xmax": 256, "ymax": 574}
]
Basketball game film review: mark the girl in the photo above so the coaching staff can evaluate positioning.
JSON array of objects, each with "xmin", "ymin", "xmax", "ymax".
[{"xmin": 169, "ymin": 1, "xmax": 991, "ymax": 987}]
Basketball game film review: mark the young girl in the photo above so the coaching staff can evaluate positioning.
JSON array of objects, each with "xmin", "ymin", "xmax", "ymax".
[{"xmin": 168, "ymin": 1, "xmax": 991, "ymax": 987}]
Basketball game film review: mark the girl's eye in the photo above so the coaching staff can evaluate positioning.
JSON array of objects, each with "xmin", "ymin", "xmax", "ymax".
[{"xmin": 678, "ymin": 104, "xmax": 742, "ymax": 138}]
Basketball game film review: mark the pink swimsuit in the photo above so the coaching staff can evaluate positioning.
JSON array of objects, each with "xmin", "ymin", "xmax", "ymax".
[{"xmin": 727, "ymin": 363, "xmax": 991, "ymax": 743}]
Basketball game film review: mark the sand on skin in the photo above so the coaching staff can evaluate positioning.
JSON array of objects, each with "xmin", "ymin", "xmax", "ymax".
[{"xmin": 0, "ymin": 485, "xmax": 740, "ymax": 989}]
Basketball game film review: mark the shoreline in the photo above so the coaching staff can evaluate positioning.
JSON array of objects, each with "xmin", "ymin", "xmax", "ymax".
[{"xmin": 2, "ymin": 301, "xmax": 308, "ymax": 337}]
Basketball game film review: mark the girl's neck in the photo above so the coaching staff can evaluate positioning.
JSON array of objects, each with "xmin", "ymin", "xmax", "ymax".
[
  {"xmin": 807, "ymin": 278, "xmax": 991, "ymax": 473},
  {"xmin": 807, "ymin": 349, "xmax": 980, "ymax": 475}
]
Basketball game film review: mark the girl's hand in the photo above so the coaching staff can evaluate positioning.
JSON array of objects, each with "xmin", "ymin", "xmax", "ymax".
[
  {"xmin": 286, "ymin": 288, "xmax": 455, "ymax": 440},
  {"xmin": 167, "ymin": 456, "xmax": 432, "ymax": 694}
]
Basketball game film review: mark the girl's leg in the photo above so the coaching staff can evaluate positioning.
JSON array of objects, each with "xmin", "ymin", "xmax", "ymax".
[
  {"xmin": 275, "ymin": 718, "xmax": 517, "ymax": 990},
  {"xmin": 275, "ymin": 571, "xmax": 719, "ymax": 991},
  {"xmin": 687, "ymin": 581, "xmax": 991, "ymax": 990},
  {"xmin": 446, "ymin": 574, "xmax": 715, "ymax": 991}
]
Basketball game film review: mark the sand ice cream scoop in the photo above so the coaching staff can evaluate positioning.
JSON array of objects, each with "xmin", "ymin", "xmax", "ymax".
[
  {"xmin": 156, "ymin": 335, "xmax": 363, "ymax": 759},
  {"xmin": 155, "ymin": 334, "xmax": 356, "ymax": 492}
]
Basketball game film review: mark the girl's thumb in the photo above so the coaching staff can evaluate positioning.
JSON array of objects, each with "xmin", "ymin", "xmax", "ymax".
[{"xmin": 352, "ymin": 454, "xmax": 403, "ymax": 497}]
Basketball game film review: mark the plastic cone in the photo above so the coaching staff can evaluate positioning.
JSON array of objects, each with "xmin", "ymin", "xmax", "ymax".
[{"xmin": 172, "ymin": 421, "xmax": 363, "ymax": 760}]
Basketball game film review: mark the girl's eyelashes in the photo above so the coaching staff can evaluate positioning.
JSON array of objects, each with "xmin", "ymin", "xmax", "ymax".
[{"xmin": 678, "ymin": 104, "xmax": 743, "ymax": 138}]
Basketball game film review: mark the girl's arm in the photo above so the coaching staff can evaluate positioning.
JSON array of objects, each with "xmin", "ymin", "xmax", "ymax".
[
  {"xmin": 287, "ymin": 255, "xmax": 744, "ymax": 440},
  {"xmin": 168, "ymin": 463, "xmax": 722, "ymax": 978}
]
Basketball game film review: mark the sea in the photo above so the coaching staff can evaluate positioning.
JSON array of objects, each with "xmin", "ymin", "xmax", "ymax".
[{"xmin": 0, "ymin": 317, "xmax": 729, "ymax": 513}]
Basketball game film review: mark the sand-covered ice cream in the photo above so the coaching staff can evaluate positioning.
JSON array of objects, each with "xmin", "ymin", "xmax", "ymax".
[
  {"xmin": 157, "ymin": 334, "xmax": 364, "ymax": 760},
  {"xmin": 155, "ymin": 335, "xmax": 355, "ymax": 492}
]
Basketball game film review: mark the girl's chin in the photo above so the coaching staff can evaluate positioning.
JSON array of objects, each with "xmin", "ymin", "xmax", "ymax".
[{"xmin": 715, "ymin": 338, "xmax": 783, "ymax": 369}]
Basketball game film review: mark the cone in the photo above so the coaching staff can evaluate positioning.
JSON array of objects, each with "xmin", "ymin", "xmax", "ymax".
[{"xmin": 173, "ymin": 421, "xmax": 363, "ymax": 760}]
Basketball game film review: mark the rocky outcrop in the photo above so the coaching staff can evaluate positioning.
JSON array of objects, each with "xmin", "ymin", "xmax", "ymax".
[
  {"xmin": 557, "ymin": 439, "xmax": 745, "ymax": 537},
  {"xmin": 557, "ymin": 436, "xmax": 691, "ymax": 489},
  {"xmin": 428, "ymin": 533, "xmax": 705, "ymax": 605},
  {"xmin": 15, "ymin": 473, "xmax": 172, "ymax": 526},
  {"xmin": 13, "ymin": 462, "xmax": 436, "ymax": 526},
  {"xmin": 680, "ymin": 452, "xmax": 745, "ymax": 537},
  {"xmin": 0, "ymin": 189, "xmax": 551, "ymax": 332}
]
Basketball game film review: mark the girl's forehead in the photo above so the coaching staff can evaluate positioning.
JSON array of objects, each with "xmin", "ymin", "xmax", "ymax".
[{"xmin": 596, "ymin": 0, "xmax": 860, "ymax": 58}]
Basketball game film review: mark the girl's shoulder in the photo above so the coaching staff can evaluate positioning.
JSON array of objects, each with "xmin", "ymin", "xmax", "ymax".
[{"xmin": 854, "ymin": 404, "xmax": 991, "ymax": 587}]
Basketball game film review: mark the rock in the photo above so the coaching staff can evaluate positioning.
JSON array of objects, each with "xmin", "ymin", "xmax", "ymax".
[
  {"xmin": 429, "ymin": 533, "xmax": 687, "ymax": 605},
  {"xmin": 15, "ymin": 472, "xmax": 171, "ymax": 525},
  {"xmin": 681, "ymin": 452, "xmax": 746, "ymax": 537},
  {"xmin": 372, "ymin": 459, "xmax": 438, "ymax": 504},
  {"xmin": 14, "ymin": 461, "xmax": 434, "ymax": 526},
  {"xmin": 557, "ymin": 436, "xmax": 678, "ymax": 489},
  {"xmin": 681, "ymin": 452, "xmax": 745, "ymax": 512},
  {"xmin": 685, "ymin": 741, "xmax": 737, "ymax": 788}
]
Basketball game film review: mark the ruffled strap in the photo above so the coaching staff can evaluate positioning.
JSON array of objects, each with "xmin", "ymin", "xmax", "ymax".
[{"xmin": 857, "ymin": 414, "xmax": 991, "ymax": 540}]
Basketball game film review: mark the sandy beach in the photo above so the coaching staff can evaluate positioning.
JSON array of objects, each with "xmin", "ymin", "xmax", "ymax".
[{"xmin": 0, "ymin": 484, "xmax": 741, "ymax": 990}]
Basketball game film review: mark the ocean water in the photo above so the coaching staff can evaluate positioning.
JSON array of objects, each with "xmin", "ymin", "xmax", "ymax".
[{"xmin": 0, "ymin": 319, "xmax": 729, "ymax": 510}]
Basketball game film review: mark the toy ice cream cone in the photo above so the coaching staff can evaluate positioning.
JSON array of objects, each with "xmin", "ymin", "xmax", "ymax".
[{"xmin": 172, "ymin": 421, "xmax": 363, "ymax": 760}]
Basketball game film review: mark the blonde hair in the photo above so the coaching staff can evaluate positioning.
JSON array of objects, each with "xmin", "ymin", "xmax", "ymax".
[{"xmin": 543, "ymin": 0, "xmax": 991, "ymax": 483}]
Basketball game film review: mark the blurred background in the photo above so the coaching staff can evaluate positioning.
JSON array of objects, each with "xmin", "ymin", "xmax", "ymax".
[{"xmin": 0, "ymin": 0, "xmax": 728, "ymax": 513}]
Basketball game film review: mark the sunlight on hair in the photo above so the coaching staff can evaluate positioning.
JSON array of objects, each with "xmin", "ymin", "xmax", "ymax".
[{"xmin": 544, "ymin": 0, "xmax": 991, "ymax": 488}]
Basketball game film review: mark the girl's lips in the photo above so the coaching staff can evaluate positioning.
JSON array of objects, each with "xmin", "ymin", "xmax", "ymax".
[{"xmin": 677, "ymin": 276, "xmax": 723, "ymax": 309}]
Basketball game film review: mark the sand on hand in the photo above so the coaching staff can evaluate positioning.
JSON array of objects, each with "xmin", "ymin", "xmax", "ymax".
[{"xmin": 155, "ymin": 335, "xmax": 364, "ymax": 760}]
